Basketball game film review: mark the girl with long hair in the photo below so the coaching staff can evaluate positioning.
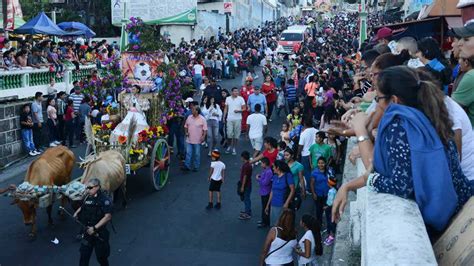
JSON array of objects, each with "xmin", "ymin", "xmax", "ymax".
[
  {"xmin": 265, "ymin": 160, "xmax": 296, "ymax": 226},
  {"xmin": 202, "ymin": 96, "xmax": 222, "ymax": 155},
  {"xmin": 260, "ymin": 209, "xmax": 298, "ymax": 266},
  {"xmin": 295, "ymin": 214, "xmax": 323, "ymax": 266}
]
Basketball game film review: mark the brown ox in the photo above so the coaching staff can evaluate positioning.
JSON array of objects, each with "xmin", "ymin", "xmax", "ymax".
[
  {"xmin": 13, "ymin": 146, "xmax": 75, "ymax": 238},
  {"xmin": 80, "ymin": 150, "xmax": 127, "ymax": 206}
]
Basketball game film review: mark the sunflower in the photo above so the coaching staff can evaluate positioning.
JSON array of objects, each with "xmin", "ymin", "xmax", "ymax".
[{"xmin": 118, "ymin": 135, "xmax": 127, "ymax": 144}]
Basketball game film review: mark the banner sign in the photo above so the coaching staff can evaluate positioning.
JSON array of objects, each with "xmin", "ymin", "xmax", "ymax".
[
  {"xmin": 121, "ymin": 52, "xmax": 164, "ymax": 92},
  {"xmin": 4, "ymin": 0, "xmax": 23, "ymax": 31},
  {"xmin": 224, "ymin": 2, "xmax": 233, "ymax": 14},
  {"xmin": 112, "ymin": 0, "xmax": 197, "ymax": 26}
]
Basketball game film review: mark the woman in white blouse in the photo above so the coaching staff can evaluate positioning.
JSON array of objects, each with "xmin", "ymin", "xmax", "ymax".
[
  {"xmin": 294, "ymin": 214, "xmax": 323, "ymax": 266},
  {"xmin": 201, "ymin": 96, "xmax": 222, "ymax": 156}
]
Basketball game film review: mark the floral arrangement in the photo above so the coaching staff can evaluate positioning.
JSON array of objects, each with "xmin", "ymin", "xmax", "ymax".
[
  {"xmin": 137, "ymin": 126, "xmax": 168, "ymax": 144},
  {"xmin": 160, "ymin": 78, "xmax": 185, "ymax": 123},
  {"xmin": 92, "ymin": 122, "xmax": 117, "ymax": 145},
  {"xmin": 126, "ymin": 17, "xmax": 171, "ymax": 52}
]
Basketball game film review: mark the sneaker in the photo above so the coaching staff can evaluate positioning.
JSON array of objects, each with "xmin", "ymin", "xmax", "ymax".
[
  {"xmin": 254, "ymin": 75, "xmax": 259, "ymax": 79},
  {"xmin": 239, "ymin": 213, "xmax": 251, "ymax": 220},
  {"xmin": 29, "ymin": 151, "xmax": 36, "ymax": 156},
  {"xmin": 232, "ymin": 148, "xmax": 237, "ymax": 155},
  {"xmin": 53, "ymin": 141, "xmax": 61, "ymax": 145},
  {"xmin": 208, "ymin": 151, "xmax": 212, "ymax": 157},
  {"xmin": 324, "ymin": 235, "xmax": 335, "ymax": 246},
  {"xmin": 33, "ymin": 150, "xmax": 41, "ymax": 155},
  {"xmin": 181, "ymin": 166, "xmax": 191, "ymax": 172},
  {"xmin": 257, "ymin": 223, "xmax": 269, "ymax": 228},
  {"xmin": 49, "ymin": 142, "xmax": 57, "ymax": 147},
  {"xmin": 225, "ymin": 147, "xmax": 231, "ymax": 154},
  {"xmin": 214, "ymin": 203, "xmax": 221, "ymax": 209},
  {"xmin": 205, "ymin": 203, "xmax": 213, "ymax": 210}
]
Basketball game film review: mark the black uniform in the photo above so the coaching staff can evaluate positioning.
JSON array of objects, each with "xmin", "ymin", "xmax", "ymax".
[{"xmin": 78, "ymin": 190, "xmax": 112, "ymax": 266}]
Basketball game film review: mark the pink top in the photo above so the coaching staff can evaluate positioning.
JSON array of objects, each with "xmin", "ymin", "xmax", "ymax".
[{"xmin": 185, "ymin": 115, "xmax": 208, "ymax": 144}]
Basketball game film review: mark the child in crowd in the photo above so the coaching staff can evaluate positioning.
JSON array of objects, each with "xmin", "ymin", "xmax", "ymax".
[
  {"xmin": 324, "ymin": 177, "xmax": 337, "ymax": 246},
  {"xmin": 286, "ymin": 79, "xmax": 297, "ymax": 111},
  {"xmin": 310, "ymin": 157, "xmax": 331, "ymax": 228},
  {"xmin": 64, "ymin": 99, "xmax": 76, "ymax": 148},
  {"xmin": 239, "ymin": 151, "xmax": 253, "ymax": 220},
  {"xmin": 295, "ymin": 214, "xmax": 323, "ymax": 266},
  {"xmin": 280, "ymin": 121, "xmax": 291, "ymax": 146},
  {"xmin": 256, "ymin": 157, "xmax": 272, "ymax": 228},
  {"xmin": 20, "ymin": 104, "xmax": 39, "ymax": 156},
  {"xmin": 287, "ymin": 105, "xmax": 302, "ymax": 129},
  {"xmin": 309, "ymin": 132, "xmax": 333, "ymax": 170},
  {"xmin": 206, "ymin": 149, "xmax": 226, "ymax": 210},
  {"xmin": 46, "ymin": 97, "xmax": 60, "ymax": 147},
  {"xmin": 277, "ymin": 141, "xmax": 286, "ymax": 161}
]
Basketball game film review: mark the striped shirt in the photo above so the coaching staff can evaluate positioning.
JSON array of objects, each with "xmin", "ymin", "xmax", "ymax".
[
  {"xmin": 286, "ymin": 85, "xmax": 297, "ymax": 102},
  {"xmin": 69, "ymin": 93, "xmax": 84, "ymax": 112},
  {"xmin": 57, "ymin": 98, "xmax": 66, "ymax": 115}
]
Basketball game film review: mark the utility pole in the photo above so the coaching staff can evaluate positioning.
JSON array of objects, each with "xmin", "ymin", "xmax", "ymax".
[
  {"xmin": 359, "ymin": 0, "xmax": 368, "ymax": 49},
  {"xmin": 120, "ymin": 0, "xmax": 129, "ymax": 52}
]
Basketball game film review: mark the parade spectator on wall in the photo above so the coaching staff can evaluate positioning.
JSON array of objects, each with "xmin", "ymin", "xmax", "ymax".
[
  {"xmin": 332, "ymin": 66, "xmax": 473, "ymax": 233},
  {"xmin": 31, "ymin": 92, "xmax": 44, "ymax": 151},
  {"xmin": 452, "ymin": 22, "xmax": 474, "ymax": 128}
]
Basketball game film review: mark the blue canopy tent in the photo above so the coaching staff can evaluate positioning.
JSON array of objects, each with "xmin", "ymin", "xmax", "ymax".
[
  {"xmin": 14, "ymin": 12, "xmax": 80, "ymax": 36},
  {"xmin": 57, "ymin": 22, "xmax": 96, "ymax": 38}
]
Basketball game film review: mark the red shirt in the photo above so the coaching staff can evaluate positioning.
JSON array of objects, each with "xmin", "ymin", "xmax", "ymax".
[
  {"xmin": 64, "ymin": 106, "xmax": 74, "ymax": 121},
  {"xmin": 240, "ymin": 162, "xmax": 253, "ymax": 187},
  {"xmin": 262, "ymin": 82, "xmax": 277, "ymax": 103},
  {"xmin": 263, "ymin": 148, "xmax": 278, "ymax": 166}
]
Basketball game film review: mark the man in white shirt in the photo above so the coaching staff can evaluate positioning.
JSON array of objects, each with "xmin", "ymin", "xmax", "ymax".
[
  {"xmin": 223, "ymin": 87, "xmax": 246, "ymax": 155},
  {"xmin": 246, "ymin": 104, "xmax": 267, "ymax": 159},
  {"xmin": 298, "ymin": 118, "xmax": 318, "ymax": 191}
]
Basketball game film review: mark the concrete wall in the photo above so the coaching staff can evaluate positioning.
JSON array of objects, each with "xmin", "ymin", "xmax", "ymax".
[
  {"xmin": 160, "ymin": 25, "xmax": 194, "ymax": 44},
  {"xmin": 194, "ymin": 0, "xmax": 277, "ymax": 41},
  {"xmin": 0, "ymin": 101, "xmax": 32, "ymax": 168}
]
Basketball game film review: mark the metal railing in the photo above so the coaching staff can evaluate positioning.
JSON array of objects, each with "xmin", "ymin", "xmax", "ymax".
[{"xmin": 0, "ymin": 64, "xmax": 97, "ymax": 99}]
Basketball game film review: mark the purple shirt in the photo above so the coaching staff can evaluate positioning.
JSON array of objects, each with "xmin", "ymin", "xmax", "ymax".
[{"xmin": 258, "ymin": 167, "xmax": 273, "ymax": 196}]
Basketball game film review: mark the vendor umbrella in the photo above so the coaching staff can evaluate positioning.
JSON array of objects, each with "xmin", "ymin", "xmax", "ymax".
[
  {"xmin": 14, "ymin": 12, "xmax": 76, "ymax": 36},
  {"xmin": 57, "ymin": 22, "xmax": 96, "ymax": 38}
]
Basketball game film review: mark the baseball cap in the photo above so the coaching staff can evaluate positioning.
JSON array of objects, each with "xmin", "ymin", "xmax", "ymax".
[
  {"xmin": 374, "ymin": 27, "xmax": 392, "ymax": 41},
  {"xmin": 452, "ymin": 21, "xmax": 474, "ymax": 38},
  {"xmin": 211, "ymin": 149, "xmax": 220, "ymax": 159},
  {"xmin": 184, "ymin": 97, "xmax": 194, "ymax": 103}
]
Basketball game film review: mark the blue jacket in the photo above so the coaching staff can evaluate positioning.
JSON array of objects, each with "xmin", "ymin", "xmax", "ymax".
[{"xmin": 374, "ymin": 104, "xmax": 457, "ymax": 231}]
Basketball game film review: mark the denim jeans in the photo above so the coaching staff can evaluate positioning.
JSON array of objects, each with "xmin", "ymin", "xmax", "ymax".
[
  {"xmin": 261, "ymin": 194, "xmax": 270, "ymax": 226},
  {"xmin": 301, "ymin": 155, "xmax": 311, "ymax": 191},
  {"xmin": 243, "ymin": 186, "xmax": 252, "ymax": 215},
  {"xmin": 193, "ymin": 74, "xmax": 203, "ymax": 90},
  {"xmin": 207, "ymin": 119, "xmax": 219, "ymax": 151},
  {"xmin": 185, "ymin": 143, "xmax": 201, "ymax": 169},
  {"xmin": 21, "ymin": 129, "xmax": 36, "ymax": 152},
  {"xmin": 168, "ymin": 121, "xmax": 184, "ymax": 156},
  {"xmin": 325, "ymin": 205, "xmax": 336, "ymax": 235},
  {"xmin": 270, "ymin": 206, "xmax": 282, "ymax": 226},
  {"xmin": 32, "ymin": 123, "xmax": 43, "ymax": 150}
]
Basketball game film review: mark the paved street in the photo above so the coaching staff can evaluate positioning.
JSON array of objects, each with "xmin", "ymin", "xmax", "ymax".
[{"xmin": 0, "ymin": 70, "xmax": 332, "ymax": 266}]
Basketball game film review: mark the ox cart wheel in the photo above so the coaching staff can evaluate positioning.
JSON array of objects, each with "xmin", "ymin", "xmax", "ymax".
[{"xmin": 149, "ymin": 139, "xmax": 170, "ymax": 191}]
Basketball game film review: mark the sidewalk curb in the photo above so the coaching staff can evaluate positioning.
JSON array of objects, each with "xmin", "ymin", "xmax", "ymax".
[{"xmin": 0, "ymin": 155, "xmax": 36, "ymax": 184}]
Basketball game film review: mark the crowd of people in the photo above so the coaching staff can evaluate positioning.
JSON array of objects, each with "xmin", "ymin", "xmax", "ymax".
[{"xmin": 5, "ymin": 9, "xmax": 474, "ymax": 266}]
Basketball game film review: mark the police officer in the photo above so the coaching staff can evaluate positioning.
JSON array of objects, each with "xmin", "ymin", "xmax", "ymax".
[{"xmin": 73, "ymin": 178, "xmax": 112, "ymax": 266}]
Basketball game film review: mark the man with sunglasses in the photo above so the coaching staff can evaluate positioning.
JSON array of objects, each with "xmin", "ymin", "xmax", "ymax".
[{"xmin": 73, "ymin": 178, "xmax": 112, "ymax": 266}]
